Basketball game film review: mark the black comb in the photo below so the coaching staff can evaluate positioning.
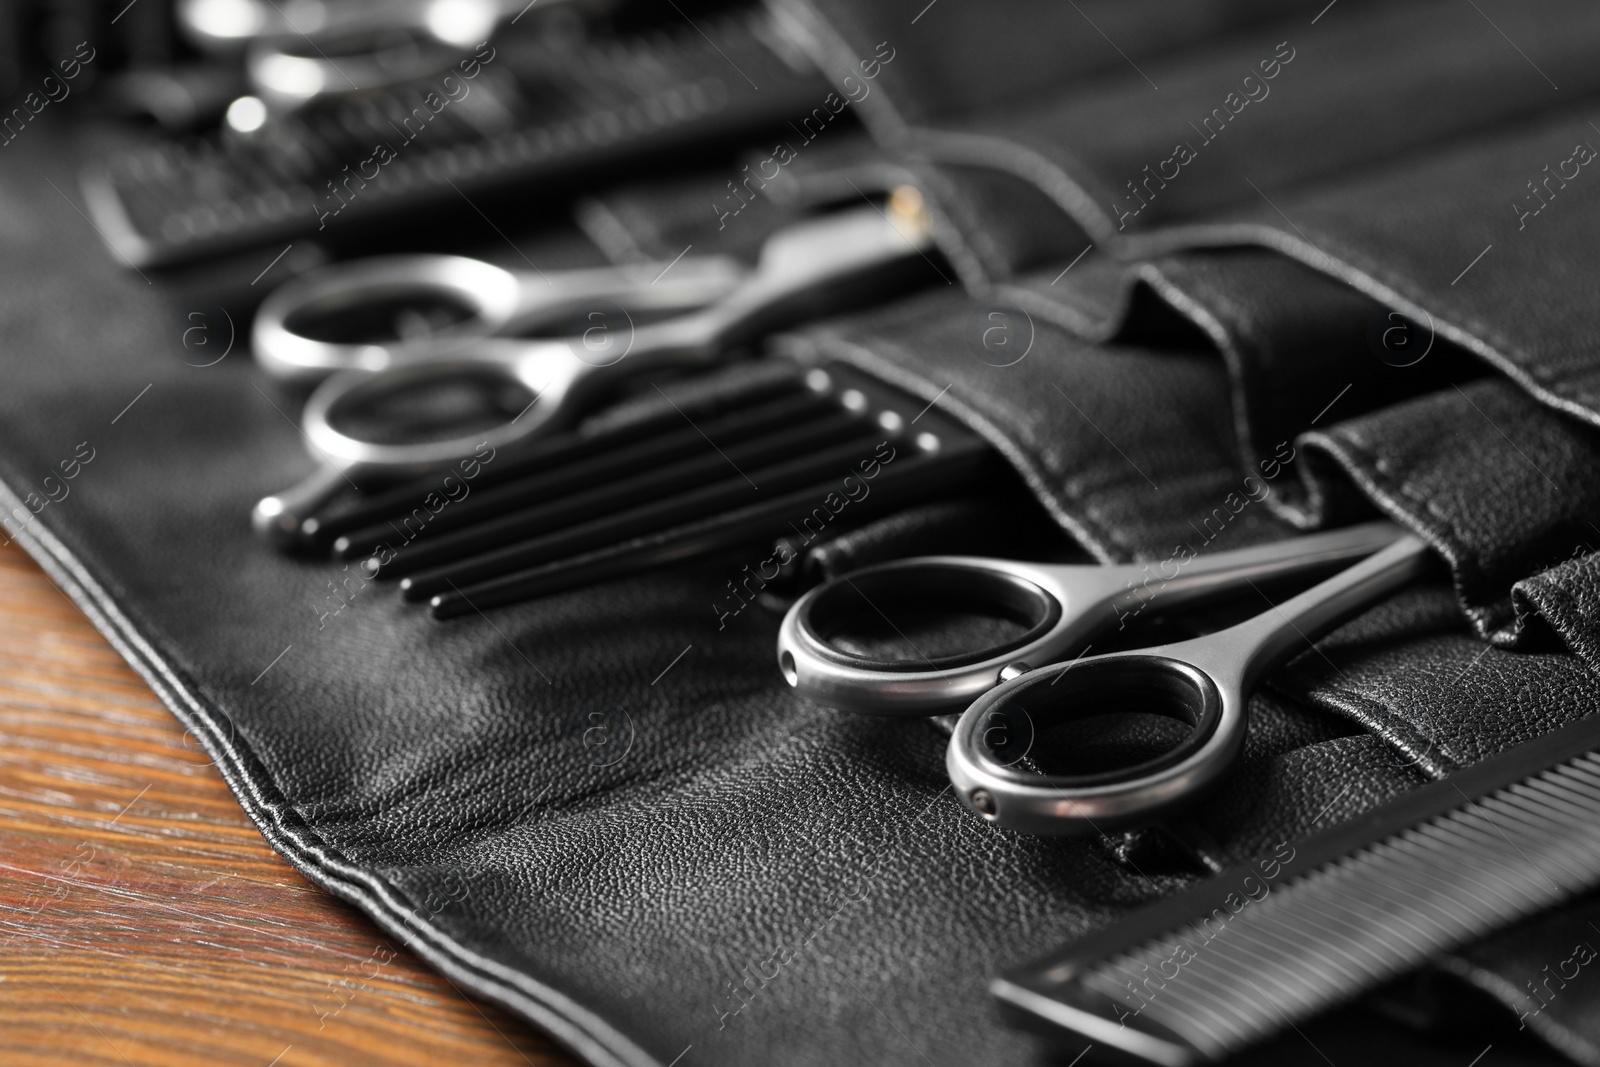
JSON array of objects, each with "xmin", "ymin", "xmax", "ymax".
[
  {"xmin": 296, "ymin": 361, "xmax": 989, "ymax": 615},
  {"xmin": 994, "ymin": 710, "xmax": 1600, "ymax": 1065},
  {"xmin": 296, "ymin": 362, "xmax": 811, "ymax": 553}
]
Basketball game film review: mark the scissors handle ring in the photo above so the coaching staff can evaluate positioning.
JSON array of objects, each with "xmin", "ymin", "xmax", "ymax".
[
  {"xmin": 777, "ymin": 558, "xmax": 1090, "ymax": 717},
  {"xmin": 299, "ymin": 344, "xmax": 562, "ymax": 478},
  {"xmin": 254, "ymin": 255, "xmax": 523, "ymax": 383},
  {"xmin": 253, "ymin": 254, "xmax": 749, "ymax": 384},
  {"xmin": 945, "ymin": 653, "xmax": 1245, "ymax": 837}
]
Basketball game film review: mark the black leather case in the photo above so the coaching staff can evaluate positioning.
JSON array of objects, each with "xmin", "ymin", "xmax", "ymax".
[{"xmin": 5, "ymin": 2, "xmax": 1600, "ymax": 1064}]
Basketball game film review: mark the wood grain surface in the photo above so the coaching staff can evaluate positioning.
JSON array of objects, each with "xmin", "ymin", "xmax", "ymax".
[{"xmin": 0, "ymin": 540, "xmax": 579, "ymax": 1067}]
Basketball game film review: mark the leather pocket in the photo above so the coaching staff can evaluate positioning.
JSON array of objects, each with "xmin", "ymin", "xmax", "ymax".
[
  {"xmin": 1298, "ymin": 380, "xmax": 1600, "ymax": 647},
  {"xmin": 787, "ymin": 1, "xmax": 1600, "ymax": 278}
]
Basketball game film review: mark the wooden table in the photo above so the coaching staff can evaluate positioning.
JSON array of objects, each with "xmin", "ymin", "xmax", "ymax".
[{"xmin": 0, "ymin": 541, "xmax": 580, "ymax": 1067}]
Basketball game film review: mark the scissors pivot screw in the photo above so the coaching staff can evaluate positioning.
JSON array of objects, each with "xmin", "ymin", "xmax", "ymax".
[
  {"xmin": 998, "ymin": 661, "xmax": 1033, "ymax": 683},
  {"xmin": 969, "ymin": 789, "xmax": 998, "ymax": 819}
]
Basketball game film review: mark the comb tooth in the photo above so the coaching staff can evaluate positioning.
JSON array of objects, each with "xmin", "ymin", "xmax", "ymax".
[
  {"xmin": 1534, "ymin": 775, "xmax": 1600, "ymax": 823},
  {"xmin": 1550, "ymin": 763, "xmax": 1600, "ymax": 801},
  {"xmin": 1545, "ymin": 762, "xmax": 1600, "ymax": 797},
  {"xmin": 1518, "ymin": 772, "xmax": 1600, "ymax": 818},
  {"xmin": 1259, "ymin": 892, "xmax": 1380, "ymax": 978},
  {"xmin": 1236, "ymin": 934, "xmax": 1346, "ymax": 1025},
  {"xmin": 1410, "ymin": 810, "xmax": 1548, "ymax": 885},
  {"xmin": 1202, "ymin": 919, "xmax": 1332, "ymax": 1019},
  {"xmin": 398, "ymin": 433, "xmax": 901, "ymax": 598},
  {"xmin": 1123, "ymin": 982, "xmax": 1236, "ymax": 1055},
  {"xmin": 1497, "ymin": 779, "xmax": 1590, "ymax": 826},
  {"xmin": 370, "ymin": 411, "xmax": 870, "ymax": 577},
  {"xmin": 1425, "ymin": 804, "xmax": 1534, "ymax": 852},
  {"xmin": 1557, "ymin": 753, "xmax": 1600, "ymax": 780},
  {"xmin": 1177, "ymin": 845, "xmax": 1446, "ymax": 1048},
  {"xmin": 1162, "ymin": 937, "xmax": 1290, "ymax": 1052},
  {"xmin": 1093, "ymin": 889, "xmax": 1318, "ymax": 1046},
  {"xmin": 1181, "ymin": 934, "xmax": 1299, "ymax": 1038},
  {"xmin": 1473, "ymin": 793, "xmax": 1592, "ymax": 876},
  {"xmin": 1248, "ymin": 911, "xmax": 1367, "ymax": 996},
  {"xmin": 1494, "ymin": 802, "xmax": 1600, "ymax": 887},
  {"xmin": 1081, "ymin": 952, "xmax": 1247, "ymax": 1054},
  {"xmin": 1300, "ymin": 859, "xmax": 1434, "ymax": 958},
  {"xmin": 1147, "ymin": 932, "xmax": 1273, "ymax": 1028},
  {"xmin": 1381, "ymin": 834, "xmax": 1515, "ymax": 937},
  {"xmin": 1420, "ymin": 814, "xmax": 1567, "ymax": 903},
  {"xmin": 425, "ymin": 437, "xmax": 990, "ymax": 615},
  {"xmin": 1485, "ymin": 805, "xmax": 1600, "ymax": 880},
  {"xmin": 1396, "ymin": 830, "xmax": 1535, "ymax": 915},
  {"xmin": 1084, "ymin": 911, "xmax": 1314, "ymax": 1050},
  {"xmin": 328, "ymin": 388, "xmax": 834, "ymax": 556},
  {"xmin": 1136, "ymin": 965, "xmax": 1248, "ymax": 1042}
]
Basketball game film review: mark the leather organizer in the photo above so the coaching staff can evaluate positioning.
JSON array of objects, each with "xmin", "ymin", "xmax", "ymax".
[{"xmin": 6, "ymin": 3, "xmax": 1600, "ymax": 1066}]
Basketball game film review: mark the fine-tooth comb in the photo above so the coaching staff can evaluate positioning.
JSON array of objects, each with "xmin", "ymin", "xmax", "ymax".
[{"xmin": 994, "ymin": 710, "xmax": 1600, "ymax": 1065}]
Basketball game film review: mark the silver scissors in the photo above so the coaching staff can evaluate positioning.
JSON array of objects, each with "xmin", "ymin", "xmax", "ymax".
[
  {"xmin": 775, "ymin": 522, "xmax": 1433, "ymax": 834},
  {"xmin": 180, "ymin": 0, "xmax": 555, "ymax": 110},
  {"xmin": 253, "ymin": 252, "xmax": 748, "ymax": 383},
  {"xmin": 179, "ymin": 0, "xmax": 508, "ymax": 52},
  {"xmin": 252, "ymin": 193, "xmax": 934, "ymax": 545}
]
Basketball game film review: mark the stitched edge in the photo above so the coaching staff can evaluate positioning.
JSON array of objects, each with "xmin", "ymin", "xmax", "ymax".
[
  {"xmin": 1263, "ymin": 675, "xmax": 1459, "ymax": 779},
  {"xmin": 1132, "ymin": 221, "xmax": 1600, "ymax": 433},
  {"xmin": 902, "ymin": 162, "xmax": 1006, "ymax": 289},
  {"xmin": 761, "ymin": 0, "xmax": 910, "ymax": 140},
  {"xmin": 907, "ymin": 127, "xmax": 1118, "ymax": 245},
  {"xmin": 1513, "ymin": 563, "xmax": 1600, "ymax": 665},
  {"xmin": 997, "ymin": 256, "xmax": 1328, "ymax": 531},
  {"xmin": 1131, "ymin": 259, "xmax": 1316, "ymax": 523},
  {"xmin": 989, "ymin": 281, "xmax": 1105, "ymax": 339},
  {"xmin": 0, "ymin": 474, "xmax": 665, "ymax": 1067},
  {"xmin": 879, "ymin": 113, "xmax": 1600, "ymax": 432},
  {"xmin": 987, "ymin": 256, "xmax": 1138, "ymax": 342},
  {"xmin": 1299, "ymin": 424, "xmax": 1516, "ymax": 641},
  {"xmin": 1133, "ymin": 260, "xmax": 1262, "ymax": 467}
]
